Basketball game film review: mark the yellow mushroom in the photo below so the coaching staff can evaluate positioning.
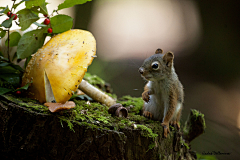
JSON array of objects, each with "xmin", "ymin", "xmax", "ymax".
[
  {"xmin": 22, "ymin": 29, "xmax": 96, "ymax": 103},
  {"xmin": 22, "ymin": 29, "xmax": 116, "ymax": 109}
]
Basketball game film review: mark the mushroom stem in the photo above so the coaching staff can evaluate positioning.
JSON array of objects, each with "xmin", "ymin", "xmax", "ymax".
[{"xmin": 78, "ymin": 79, "xmax": 116, "ymax": 107}]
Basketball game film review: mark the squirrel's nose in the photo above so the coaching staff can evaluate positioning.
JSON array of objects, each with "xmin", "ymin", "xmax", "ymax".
[{"xmin": 139, "ymin": 67, "xmax": 144, "ymax": 74}]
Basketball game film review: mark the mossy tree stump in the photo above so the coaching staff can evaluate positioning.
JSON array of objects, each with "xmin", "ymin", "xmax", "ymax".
[{"xmin": 0, "ymin": 94, "xmax": 204, "ymax": 160}]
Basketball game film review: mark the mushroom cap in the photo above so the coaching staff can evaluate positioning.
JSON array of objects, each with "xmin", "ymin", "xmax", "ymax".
[{"xmin": 22, "ymin": 29, "xmax": 96, "ymax": 103}]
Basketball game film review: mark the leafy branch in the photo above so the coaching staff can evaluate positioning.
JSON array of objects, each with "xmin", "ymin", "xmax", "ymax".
[{"xmin": 0, "ymin": 0, "xmax": 91, "ymax": 95}]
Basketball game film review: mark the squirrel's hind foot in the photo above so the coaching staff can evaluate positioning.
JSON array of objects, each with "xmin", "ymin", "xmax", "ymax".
[
  {"xmin": 161, "ymin": 122, "xmax": 170, "ymax": 138},
  {"xmin": 170, "ymin": 121, "xmax": 180, "ymax": 130}
]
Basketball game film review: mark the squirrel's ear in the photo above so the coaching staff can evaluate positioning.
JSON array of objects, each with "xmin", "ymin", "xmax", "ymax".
[
  {"xmin": 163, "ymin": 51, "xmax": 174, "ymax": 67},
  {"xmin": 155, "ymin": 48, "xmax": 163, "ymax": 54}
]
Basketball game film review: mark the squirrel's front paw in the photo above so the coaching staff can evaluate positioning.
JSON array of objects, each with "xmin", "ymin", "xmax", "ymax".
[
  {"xmin": 161, "ymin": 122, "xmax": 170, "ymax": 138},
  {"xmin": 143, "ymin": 111, "xmax": 153, "ymax": 119},
  {"xmin": 142, "ymin": 91, "xmax": 150, "ymax": 102}
]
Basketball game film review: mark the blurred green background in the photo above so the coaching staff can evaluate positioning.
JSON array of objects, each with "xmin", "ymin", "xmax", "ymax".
[{"xmin": 74, "ymin": 1, "xmax": 240, "ymax": 159}]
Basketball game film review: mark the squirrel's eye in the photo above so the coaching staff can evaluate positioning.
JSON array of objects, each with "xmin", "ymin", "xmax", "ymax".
[{"xmin": 151, "ymin": 62, "xmax": 159, "ymax": 70}]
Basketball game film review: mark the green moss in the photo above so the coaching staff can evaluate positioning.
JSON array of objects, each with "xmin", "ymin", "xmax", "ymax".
[
  {"xmin": 73, "ymin": 99, "xmax": 111, "ymax": 124},
  {"xmin": 83, "ymin": 72, "xmax": 116, "ymax": 99},
  {"xmin": 19, "ymin": 102, "xmax": 49, "ymax": 113},
  {"xmin": 180, "ymin": 136, "xmax": 189, "ymax": 149},
  {"xmin": 84, "ymin": 72, "xmax": 105, "ymax": 86},
  {"xmin": 147, "ymin": 142, "xmax": 155, "ymax": 152},
  {"xmin": 59, "ymin": 117, "xmax": 75, "ymax": 132},
  {"xmin": 106, "ymin": 92, "xmax": 118, "ymax": 99},
  {"xmin": 169, "ymin": 125, "xmax": 175, "ymax": 131},
  {"xmin": 136, "ymin": 124, "xmax": 158, "ymax": 139},
  {"xmin": 191, "ymin": 109, "xmax": 206, "ymax": 129},
  {"xmin": 62, "ymin": 97, "xmax": 161, "ymax": 140},
  {"xmin": 118, "ymin": 95, "xmax": 144, "ymax": 114},
  {"xmin": 1, "ymin": 94, "xmax": 49, "ymax": 114},
  {"xmin": 128, "ymin": 113, "xmax": 144, "ymax": 120}
]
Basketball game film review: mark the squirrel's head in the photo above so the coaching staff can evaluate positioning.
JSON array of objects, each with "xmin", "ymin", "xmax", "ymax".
[{"xmin": 139, "ymin": 48, "xmax": 174, "ymax": 81}]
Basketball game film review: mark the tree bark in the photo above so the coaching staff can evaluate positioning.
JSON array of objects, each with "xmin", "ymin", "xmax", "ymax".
[{"xmin": 0, "ymin": 94, "xmax": 200, "ymax": 160}]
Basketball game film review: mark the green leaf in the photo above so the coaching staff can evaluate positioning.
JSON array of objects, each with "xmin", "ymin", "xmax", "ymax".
[
  {"xmin": 0, "ymin": 28, "xmax": 6, "ymax": 38},
  {"xmin": 30, "ymin": 6, "xmax": 42, "ymax": 14},
  {"xmin": 25, "ymin": 0, "xmax": 44, "ymax": 8},
  {"xmin": 0, "ymin": 62, "xmax": 23, "ymax": 90},
  {"xmin": 0, "ymin": 65, "xmax": 22, "ymax": 88},
  {"xmin": 0, "ymin": 6, "xmax": 10, "ymax": 14},
  {"xmin": 9, "ymin": 63, "xmax": 24, "ymax": 73},
  {"xmin": 50, "ymin": 14, "xmax": 73, "ymax": 33},
  {"xmin": 12, "ymin": 52, "xmax": 17, "ymax": 61},
  {"xmin": 0, "ymin": 65, "xmax": 21, "ymax": 74},
  {"xmin": 0, "ymin": 73, "xmax": 21, "ymax": 88},
  {"xmin": 17, "ymin": 28, "xmax": 47, "ymax": 59},
  {"xmin": 0, "ymin": 56, "xmax": 8, "ymax": 61},
  {"xmin": 15, "ymin": 81, "xmax": 32, "ymax": 91},
  {"xmin": 24, "ymin": 55, "xmax": 32, "ymax": 68},
  {"xmin": 25, "ymin": 0, "xmax": 48, "ymax": 15},
  {"xmin": 1, "ymin": 16, "xmax": 14, "ymax": 28},
  {"xmin": 5, "ymin": 32, "xmax": 21, "ymax": 47},
  {"xmin": 17, "ymin": 9, "xmax": 39, "ymax": 31},
  {"xmin": 0, "ymin": 62, "xmax": 9, "ymax": 67},
  {"xmin": 0, "ymin": 87, "xmax": 13, "ymax": 95},
  {"xmin": 58, "ymin": 0, "xmax": 91, "ymax": 10},
  {"xmin": 33, "ymin": 22, "xmax": 47, "ymax": 27}
]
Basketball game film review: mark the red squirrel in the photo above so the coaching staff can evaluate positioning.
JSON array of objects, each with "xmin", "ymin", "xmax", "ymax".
[{"xmin": 139, "ymin": 48, "xmax": 184, "ymax": 138}]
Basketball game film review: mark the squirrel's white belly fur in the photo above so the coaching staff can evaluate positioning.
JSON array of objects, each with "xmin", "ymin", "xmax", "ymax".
[
  {"xmin": 144, "ymin": 81, "xmax": 182, "ymax": 121},
  {"xmin": 144, "ymin": 94, "xmax": 164, "ymax": 121}
]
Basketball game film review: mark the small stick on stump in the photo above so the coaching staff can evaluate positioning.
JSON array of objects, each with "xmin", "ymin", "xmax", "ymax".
[{"xmin": 78, "ymin": 79, "xmax": 116, "ymax": 107}]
